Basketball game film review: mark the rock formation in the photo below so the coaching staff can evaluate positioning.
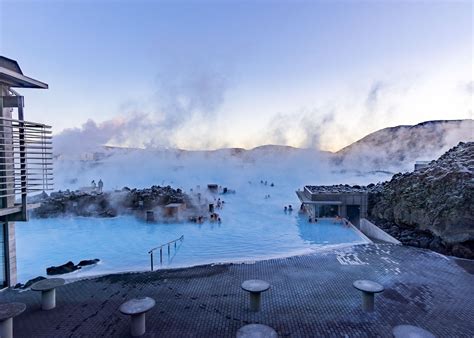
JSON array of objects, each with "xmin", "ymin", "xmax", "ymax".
[
  {"xmin": 46, "ymin": 259, "xmax": 101, "ymax": 275},
  {"xmin": 305, "ymin": 142, "xmax": 473, "ymax": 258},
  {"xmin": 31, "ymin": 185, "xmax": 189, "ymax": 219},
  {"xmin": 368, "ymin": 142, "xmax": 473, "ymax": 258}
]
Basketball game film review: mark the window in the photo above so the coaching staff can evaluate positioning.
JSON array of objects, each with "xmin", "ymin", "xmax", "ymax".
[{"xmin": 318, "ymin": 205, "xmax": 339, "ymax": 217}]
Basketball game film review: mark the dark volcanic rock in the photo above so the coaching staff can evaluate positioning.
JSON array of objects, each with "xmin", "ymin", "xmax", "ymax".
[
  {"xmin": 312, "ymin": 142, "xmax": 473, "ymax": 259},
  {"xmin": 368, "ymin": 142, "xmax": 474, "ymax": 259},
  {"xmin": 23, "ymin": 276, "xmax": 46, "ymax": 289},
  {"xmin": 47, "ymin": 261, "xmax": 80, "ymax": 275},
  {"xmin": 77, "ymin": 259, "xmax": 100, "ymax": 267},
  {"xmin": 32, "ymin": 185, "xmax": 189, "ymax": 219},
  {"xmin": 14, "ymin": 276, "xmax": 47, "ymax": 289}
]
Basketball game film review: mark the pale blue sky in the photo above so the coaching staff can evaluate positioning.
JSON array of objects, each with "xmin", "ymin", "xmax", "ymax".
[{"xmin": 1, "ymin": 0, "xmax": 472, "ymax": 150}]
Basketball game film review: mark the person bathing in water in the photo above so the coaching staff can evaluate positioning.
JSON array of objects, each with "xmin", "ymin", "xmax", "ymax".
[{"xmin": 299, "ymin": 204, "xmax": 305, "ymax": 213}]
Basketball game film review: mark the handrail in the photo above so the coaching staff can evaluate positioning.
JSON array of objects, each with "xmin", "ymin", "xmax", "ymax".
[
  {"xmin": 148, "ymin": 235, "xmax": 184, "ymax": 253},
  {"xmin": 148, "ymin": 235, "xmax": 184, "ymax": 271}
]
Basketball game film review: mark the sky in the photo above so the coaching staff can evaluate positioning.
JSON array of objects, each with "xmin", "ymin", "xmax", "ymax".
[{"xmin": 0, "ymin": 0, "xmax": 472, "ymax": 151}]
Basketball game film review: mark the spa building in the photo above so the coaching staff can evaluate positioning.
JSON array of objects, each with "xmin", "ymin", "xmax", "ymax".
[
  {"xmin": 296, "ymin": 185, "xmax": 368, "ymax": 226},
  {"xmin": 0, "ymin": 56, "xmax": 53, "ymax": 287}
]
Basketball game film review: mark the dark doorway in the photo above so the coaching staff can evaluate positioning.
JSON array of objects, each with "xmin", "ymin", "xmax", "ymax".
[{"xmin": 347, "ymin": 205, "xmax": 361, "ymax": 226}]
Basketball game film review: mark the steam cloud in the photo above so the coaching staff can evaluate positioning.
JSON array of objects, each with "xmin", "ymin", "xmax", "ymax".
[
  {"xmin": 53, "ymin": 69, "xmax": 473, "ymax": 158},
  {"xmin": 54, "ymin": 67, "xmax": 229, "ymax": 153}
]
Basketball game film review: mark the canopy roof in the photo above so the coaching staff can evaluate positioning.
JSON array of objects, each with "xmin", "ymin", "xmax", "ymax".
[{"xmin": 0, "ymin": 56, "xmax": 48, "ymax": 89}]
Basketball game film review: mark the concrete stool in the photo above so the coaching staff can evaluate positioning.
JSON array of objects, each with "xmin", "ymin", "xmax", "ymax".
[
  {"xmin": 392, "ymin": 325, "xmax": 436, "ymax": 338},
  {"xmin": 237, "ymin": 324, "xmax": 278, "ymax": 338},
  {"xmin": 241, "ymin": 280, "xmax": 270, "ymax": 312},
  {"xmin": 0, "ymin": 302, "xmax": 26, "ymax": 338},
  {"xmin": 31, "ymin": 278, "xmax": 65, "ymax": 310},
  {"xmin": 353, "ymin": 279, "xmax": 384, "ymax": 312},
  {"xmin": 120, "ymin": 297, "xmax": 155, "ymax": 337}
]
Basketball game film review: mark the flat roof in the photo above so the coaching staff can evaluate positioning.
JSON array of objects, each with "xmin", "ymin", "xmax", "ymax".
[
  {"xmin": 305, "ymin": 185, "xmax": 368, "ymax": 194},
  {"xmin": 165, "ymin": 203, "xmax": 184, "ymax": 208},
  {"xmin": 296, "ymin": 191, "xmax": 343, "ymax": 205}
]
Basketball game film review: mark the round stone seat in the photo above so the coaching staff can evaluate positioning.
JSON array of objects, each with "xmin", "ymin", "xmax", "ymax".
[
  {"xmin": 392, "ymin": 325, "xmax": 436, "ymax": 338},
  {"xmin": 120, "ymin": 297, "xmax": 156, "ymax": 315},
  {"xmin": 0, "ymin": 302, "xmax": 26, "ymax": 338},
  {"xmin": 31, "ymin": 278, "xmax": 65, "ymax": 310},
  {"xmin": 353, "ymin": 279, "xmax": 384, "ymax": 312},
  {"xmin": 241, "ymin": 280, "xmax": 270, "ymax": 312},
  {"xmin": 237, "ymin": 324, "xmax": 278, "ymax": 338},
  {"xmin": 353, "ymin": 280, "xmax": 384, "ymax": 293},
  {"xmin": 120, "ymin": 297, "xmax": 155, "ymax": 337},
  {"xmin": 241, "ymin": 280, "xmax": 270, "ymax": 293},
  {"xmin": 31, "ymin": 278, "xmax": 65, "ymax": 291},
  {"xmin": 0, "ymin": 303, "xmax": 25, "ymax": 321}
]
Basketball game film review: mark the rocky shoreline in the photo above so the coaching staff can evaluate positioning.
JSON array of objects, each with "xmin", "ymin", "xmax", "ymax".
[
  {"xmin": 367, "ymin": 217, "xmax": 473, "ymax": 258},
  {"xmin": 367, "ymin": 142, "xmax": 473, "ymax": 259},
  {"xmin": 306, "ymin": 142, "xmax": 473, "ymax": 259},
  {"xmin": 31, "ymin": 185, "xmax": 190, "ymax": 219}
]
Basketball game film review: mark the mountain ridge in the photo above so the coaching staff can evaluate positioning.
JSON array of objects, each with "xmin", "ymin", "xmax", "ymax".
[{"xmin": 57, "ymin": 119, "xmax": 473, "ymax": 171}]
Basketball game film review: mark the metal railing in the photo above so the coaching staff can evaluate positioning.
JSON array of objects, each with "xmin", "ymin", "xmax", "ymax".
[
  {"xmin": 148, "ymin": 235, "xmax": 184, "ymax": 271},
  {"xmin": 0, "ymin": 116, "xmax": 53, "ymax": 200}
]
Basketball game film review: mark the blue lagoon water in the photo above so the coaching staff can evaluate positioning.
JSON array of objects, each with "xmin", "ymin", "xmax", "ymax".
[
  {"xmin": 16, "ymin": 184, "xmax": 369, "ymax": 282},
  {"xmin": 17, "ymin": 218, "xmax": 367, "ymax": 282}
]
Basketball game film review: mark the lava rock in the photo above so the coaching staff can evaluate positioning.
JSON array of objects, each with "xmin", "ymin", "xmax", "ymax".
[
  {"xmin": 451, "ymin": 242, "xmax": 474, "ymax": 259},
  {"xmin": 47, "ymin": 261, "xmax": 80, "ymax": 275},
  {"xmin": 31, "ymin": 184, "xmax": 189, "ymax": 219},
  {"xmin": 368, "ymin": 142, "xmax": 474, "ymax": 259},
  {"xmin": 418, "ymin": 237, "xmax": 431, "ymax": 249},
  {"xmin": 77, "ymin": 259, "xmax": 100, "ymax": 267},
  {"xmin": 23, "ymin": 276, "xmax": 46, "ymax": 289}
]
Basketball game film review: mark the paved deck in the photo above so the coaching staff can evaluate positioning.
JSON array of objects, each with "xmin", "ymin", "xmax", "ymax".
[{"xmin": 1, "ymin": 243, "xmax": 473, "ymax": 337}]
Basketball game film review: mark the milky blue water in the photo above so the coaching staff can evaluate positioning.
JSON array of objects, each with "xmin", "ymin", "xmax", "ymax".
[{"xmin": 16, "ymin": 184, "xmax": 369, "ymax": 282}]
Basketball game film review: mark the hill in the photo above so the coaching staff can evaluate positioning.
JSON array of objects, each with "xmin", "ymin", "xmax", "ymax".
[{"xmin": 335, "ymin": 119, "xmax": 473, "ymax": 170}]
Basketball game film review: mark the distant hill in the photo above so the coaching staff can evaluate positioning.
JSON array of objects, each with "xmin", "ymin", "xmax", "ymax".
[
  {"xmin": 334, "ymin": 119, "xmax": 473, "ymax": 170},
  {"xmin": 54, "ymin": 119, "xmax": 473, "ymax": 173}
]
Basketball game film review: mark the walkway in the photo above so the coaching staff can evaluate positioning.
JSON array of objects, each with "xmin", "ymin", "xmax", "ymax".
[{"xmin": 1, "ymin": 243, "xmax": 473, "ymax": 337}]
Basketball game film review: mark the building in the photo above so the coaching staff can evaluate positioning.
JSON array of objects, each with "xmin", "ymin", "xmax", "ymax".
[
  {"xmin": 207, "ymin": 184, "xmax": 218, "ymax": 193},
  {"xmin": 164, "ymin": 203, "xmax": 186, "ymax": 218},
  {"xmin": 0, "ymin": 56, "xmax": 53, "ymax": 287},
  {"xmin": 414, "ymin": 161, "xmax": 430, "ymax": 171},
  {"xmin": 296, "ymin": 185, "xmax": 368, "ymax": 226}
]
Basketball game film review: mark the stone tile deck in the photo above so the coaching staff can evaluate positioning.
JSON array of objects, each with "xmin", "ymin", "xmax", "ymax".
[{"xmin": 1, "ymin": 243, "xmax": 473, "ymax": 337}]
